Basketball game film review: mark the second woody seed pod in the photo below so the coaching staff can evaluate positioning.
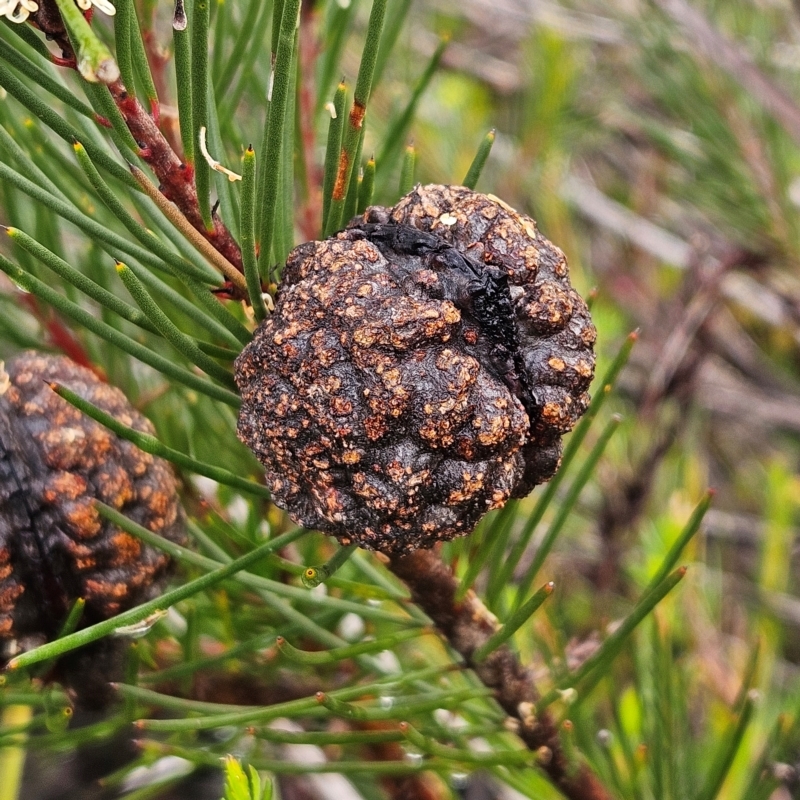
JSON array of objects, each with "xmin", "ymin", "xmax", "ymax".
[{"xmin": 0, "ymin": 352, "xmax": 185, "ymax": 681}]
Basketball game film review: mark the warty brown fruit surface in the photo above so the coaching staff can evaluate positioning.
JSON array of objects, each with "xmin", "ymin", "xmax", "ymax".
[
  {"xmin": 0, "ymin": 351, "xmax": 185, "ymax": 651},
  {"xmin": 236, "ymin": 185, "xmax": 596, "ymax": 554}
]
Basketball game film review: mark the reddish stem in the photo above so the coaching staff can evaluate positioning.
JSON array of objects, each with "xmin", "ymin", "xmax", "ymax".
[
  {"xmin": 106, "ymin": 80, "xmax": 243, "ymax": 276},
  {"xmin": 51, "ymin": 54, "xmax": 78, "ymax": 69},
  {"xmin": 297, "ymin": 3, "xmax": 324, "ymax": 241},
  {"xmin": 27, "ymin": 3, "xmax": 244, "ymax": 289}
]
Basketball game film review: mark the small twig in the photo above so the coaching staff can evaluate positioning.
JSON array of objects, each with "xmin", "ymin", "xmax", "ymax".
[
  {"xmin": 640, "ymin": 249, "xmax": 740, "ymax": 414},
  {"xmin": 387, "ymin": 549, "xmax": 613, "ymax": 800},
  {"xmin": 130, "ymin": 164, "xmax": 247, "ymax": 293},
  {"xmin": 561, "ymin": 175, "xmax": 800, "ymax": 346},
  {"xmin": 697, "ymin": 357, "xmax": 800, "ymax": 433},
  {"xmin": 106, "ymin": 80, "xmax": 243, "ymax": 270},
  {"xmin": 561, "ymin": 175, "xmax": 692, "ymax": 267},
  {"xmin": 25, "ymin": 2, "xmax": 244, "ymax": 274}
]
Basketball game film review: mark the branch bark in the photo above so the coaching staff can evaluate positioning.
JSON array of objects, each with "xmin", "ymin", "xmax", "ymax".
[
  {"xmin": 388, "ymin": 549, "xmax": 613, "ymax": 800},
  {"xmin": 106, "ymin": 81, "xmax": 243, "ymax": 273},
  {"xmin": 29, "ymin": 1, "xmax": 245, "ymax": 293}
]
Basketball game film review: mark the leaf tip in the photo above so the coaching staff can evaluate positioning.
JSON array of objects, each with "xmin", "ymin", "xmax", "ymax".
[{"xmin": 173, "ymin": 0, "xmax": 188, "ymax": 30}]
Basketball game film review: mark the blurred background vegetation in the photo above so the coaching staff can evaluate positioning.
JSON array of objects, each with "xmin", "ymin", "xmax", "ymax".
[{"xmin": 1, "ymin": 0, "xmax": 800, "ymax": 798}]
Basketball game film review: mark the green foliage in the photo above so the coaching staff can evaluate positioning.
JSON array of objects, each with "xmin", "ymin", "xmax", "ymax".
[
  {"xmin": 222, "ymin": 757, "xmax": 272, "ymax": 800},
  {"xmin": 0, "ymin": 0, "xmax": 798, "ymax": 799}
]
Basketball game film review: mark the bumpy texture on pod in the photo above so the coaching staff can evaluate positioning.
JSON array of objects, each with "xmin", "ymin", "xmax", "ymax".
[
  {"xmin": 236, "ymin": 185, "xmax": 596, "ymax": 554},
  {"xmin": 0, "ymin": 352, "xmax": 184, "ymax": 681}
]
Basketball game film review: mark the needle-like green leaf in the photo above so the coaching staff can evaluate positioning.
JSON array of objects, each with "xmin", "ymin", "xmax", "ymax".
[
  {"xmin": 240, "ymin": 145, "xmax": 267, "ymax": 321},
  {"xmin": 0, "ymin": 253, "xmax": 240, "ymax": 407},
  {"xmin": 8, "ymin": 529, "xmax": 307, "ymax": 670},
  {"xmin": 256, "ymin": 0, "xmax": 300, "ymax": 270},
  {"xmin": 463, "ymin": 129, "xmax": 496, "ymax": 190},
  {"xmin": 301, "ymin": 545, "xmax": 358, "ymax": 588},
  {"xmin": 115, "ymin": 260, "xmax": 237, "ymax": 387},
  {"xmin": 326, "ymin": 0, "xmax": 387, "ymax": 234},
  {"xmin": 6, "ymin": 226, "xmax": 158, "ymax": 334},
  {"xmin": 52, "ymin": 382, "xmax": 268, "ymax": 497}
]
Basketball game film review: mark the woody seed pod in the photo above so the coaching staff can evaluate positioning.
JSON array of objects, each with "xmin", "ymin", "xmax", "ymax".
[
  {"xmin": 235, "ymin": 185, "xmax": 596, "ymax": 554},
  {"xmin": 0, "ymin": 352, "xmax": 185, "ymax": 704}
]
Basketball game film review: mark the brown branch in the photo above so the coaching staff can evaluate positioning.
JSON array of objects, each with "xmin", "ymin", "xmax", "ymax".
[
  {"xmin": 28, "ymin": 2, "xmax": 245, "ymax": 290},
  {"xmin": 106, "ymin": 81, "xmax": 243, "ymax": 274},
  {"xmin": 297, "ymin": 2, "xmax": 324, "ymax": 241},
  {"xmin": 639, "ymin": 248, "xmax": 744, "ymax": 415},
  {"xmin": 387, "ymin": 549, "xmax": 613, "ymax": 800}
]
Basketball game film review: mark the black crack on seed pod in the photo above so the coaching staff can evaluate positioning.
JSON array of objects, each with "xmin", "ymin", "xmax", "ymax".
[
  {"xmin": 0, "ymin": 352, "xmax": 185, "ymax": 706},
  {"xmin": 235, "ymin": 185, "xmax": 596, "ymax": 555}
]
